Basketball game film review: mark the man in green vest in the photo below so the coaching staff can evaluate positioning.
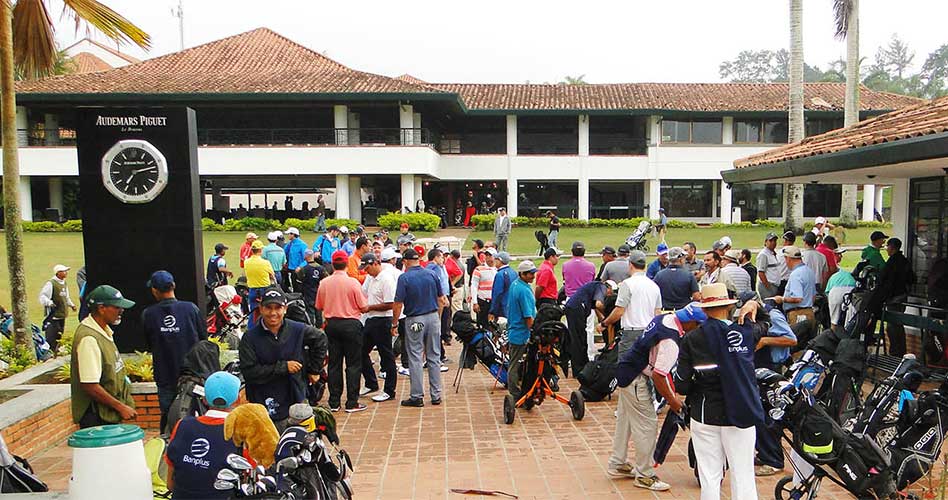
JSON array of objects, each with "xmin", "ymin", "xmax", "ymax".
[
  {"xmin": 70, "ymin": 285, "xmax": 138, "ymax": 428},
  {"xmin": 39, "ymin": 264, "xmax": 76, "ymax": 351}
]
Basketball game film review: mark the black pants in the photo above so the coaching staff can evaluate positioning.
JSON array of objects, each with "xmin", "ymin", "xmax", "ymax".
[
  {"xmin": 44, "ymin": 317, "xmax": 65, "ymax": 352},
  {"xmin": 325, "ymin": 318, "xmax": 363, "ymax": 409},
  {"xmin": 886, "ymin": 302, "xmax": 907, "ymax": 356},
  {"xmin": 537, "ymin": 298, "xmax": 557, "ymax": 308},
  {"xmin": 78, "ymin": 405, "xmax": 109, "ymax": 429},
  {"xmin": 398, "ymin": 318, "xmax": 409, "ymax": 369},
  {"xmin": 564, "ymin": 306, "xmax": 589, "ymax": 378},
  {"xmin": 361, "ymin": 317, "xmax": 397, "ymax": 397},
  {"xmin": 441, "ymin": 306, "xmax": 451, "ymax": 362},
  {"xmin": 475, "ymin": 298, "xmax": 491, "ymax": 328}
]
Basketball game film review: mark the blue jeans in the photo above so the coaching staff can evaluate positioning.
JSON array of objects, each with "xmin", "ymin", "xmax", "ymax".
[
  {"xmin": 248, "ymin": 287, "xmax": 268, "ymax": 324},
  {"xmin": 157, "ymin": 384, "xmax": 177, "ymax": 432},
  {"xmin": 314, "ymin": 215, "xmax": 326, "ymax": 232}
]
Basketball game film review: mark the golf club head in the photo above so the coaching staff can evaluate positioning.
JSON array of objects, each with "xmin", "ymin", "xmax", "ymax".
[
  {"xmin": 260, "ymin": 476, "xmax": 277, "ymax": 491},
  {"xmin": 226, "ymin": 453, "xmax": 252, "ymax": 471},
  {"xmin": 277, "ymin": 456, "xmax": 300, "ymax": 472},
  {"xmin": 240, "ymin": 483, "xmax": 253, "ymax": 496},
  {"xmin": 216, "ymin": 469, "xmax": 240, "ymax": 482},
  {"xmin": 300, "ymin": 449, "xmax": 313, "ymax": 463},
  {"xmin": 213, "ymin": 479, "xmax": 236, "ymax": 491},
  {"xmin": 256, "ymin": 465, "xmax": 267, "ymax": 478}
]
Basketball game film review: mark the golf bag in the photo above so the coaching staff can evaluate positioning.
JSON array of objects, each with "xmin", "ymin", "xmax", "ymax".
[
  {"xmin": 206, "ymin": 284, "xmax": 245, "ymax": 344},
  {"xmin": 849, "ymin": 355, "xmax": 924, "ymax": 446},
  {"xmin": 535, "ymin": 231, "xmax": 550, "ymax": 256},
  {"xmin": 0, "ymin": 435, "xmax": 46, "ymax": 493},
  {"xmin": 164, "ymin": 340, "xmax": 222, "ymax": 435},
  {"xmin": 817, "ymin": 336, "xmax": 866, "ymax": 424},
  {"xmin": 625, "ymin": 220, "xmax": 652, "ymax": 252},
  {"xmin": 0, "ymin": 313, "xmax": 53, "ymax": 361},
  {"xmin": 285, "ymin": 292, "xmax": 314, "ymax": 325},
  {"xmin": 451, "ymin": 311, "xmax": 508, "ymax": 384},
  {"xmin": 577, "ymin": 341, "xmax": 618, "ymax": 402},
  {"xmin": 886, "ymin": 386, "xmax": 948, "ymax": 489}
]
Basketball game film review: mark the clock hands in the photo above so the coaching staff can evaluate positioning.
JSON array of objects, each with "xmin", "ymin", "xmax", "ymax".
[{"xmin": 132, "ymin": 166, "xmax": 157, "ymax": 174}]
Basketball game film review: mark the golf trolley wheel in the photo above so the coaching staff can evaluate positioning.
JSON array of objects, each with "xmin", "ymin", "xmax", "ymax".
[
  {"xmin": 774, "ymin": 475, "xmax": 795, "ymax": 500},
  {"xmin": 569, "ymin": 390, "xmax": 585, "ymax": 420},
  {"xmin": 503, "ymin": 394, "xmax": 516, "ymax": 424},
  {"xmin": 523, "ymin": 397, "xmax": 535, "ymax": 411}
]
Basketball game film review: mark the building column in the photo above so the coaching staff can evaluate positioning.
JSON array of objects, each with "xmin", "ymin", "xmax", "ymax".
[
  {"xmin": 874, "ymin": 186, "xmax": 885, "ymax": 216},
  {"xmin": 507, "ymin": 177, "xmax": 518, "ymax": 218},
  {"xmin": 19, "ymin": 177, "xmax": 32, "ymax": 221},
  {"xmin": 889, "ymin": 179, "xmax": 909, "ymax": 244},
  {"xmin": 861, "ymin": 184, "xmax": 876, "ymax": 221},
  {"xmin": 648, "ymin": 115, "xmax": 662, "ymax": 146},
  {"xmin": 16, "ymin": 106, "xmax": 27, "ymax": 146},
  {"xmin": 414, "ymin": 176, "xmax": 423, "ymax": 210},
  {"xmin": 577, "ymin": 115, "xmax": 590, "ymax": 220},
  {"xmin": 720, "ymin": 181, "xmax": 733, "ymax": 223},
  {"xmin": 335, "ymin": 174, "xmax": 350, "ymax": 219},
  {"xmin": 647, "ymin": 179, "xmax": 660, "ymax": 220},
  {"xmin": 400, "ymin": 174, "xmax": 414, "ymax": 213},
  {"xmin": 578, "ymin": 178, "xmax": 590, "ymax": 221},
  {"xmin": 48, "ymin": 177, "xmax": 63, "ymax": 213},
  {"xmin": 506, "ymin": 115, "xmax": 517, "ymax": 155},
  {"xmin": 722, "ymin": 116, "xmax": 735, "ymax": 145},
  {"xmin": 348, "ymin": 175, "xmax": 362, "ymax": 223},
  {"xmin": 44, "ymin": 113, "xmax": 60, "ymax": 146},
  {"xmin": 578, "ymin": 115, "xmax": 590, "ymax": 156},
  {"xmin": 333, "ymin": 105, "xmax": 349, "ymax": 145},
  {"xmin": 399, "ymin": 104, "xmax": 414, "ymax": 145}
]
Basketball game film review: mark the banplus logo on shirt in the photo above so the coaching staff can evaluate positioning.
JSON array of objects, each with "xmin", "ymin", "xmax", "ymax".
[
  {"xmin": 727, "ymin": 330, "xmax": 747, "ymax": 353},
  {"xmin": 160, "ymin": 314, "xmax": 180, "ymax": 334},
  {"xmin": 182, "ymin": 438, "xmax": 211, "ymax": 468}
]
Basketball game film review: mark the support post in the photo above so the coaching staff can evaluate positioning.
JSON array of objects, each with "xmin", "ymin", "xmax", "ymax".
[
  {"xmin": 19, "ymin": 176, "xmax": 32, "ymax": 221},
  {"xmin": 399, "ymin": 104, "xmax": 414, "ymax": 145},
  {"xmin": 647, "ymin": 179, "xmax": 660, "ymax": 220},
  {"xmin": 48, "ymin": 177, "xmax": 63, "ymax": 212},
  {"xmin": 861, "ymin": 184, "xmax": 876, "ymax": 221},
  {"xmin": 348, "ymin": 175, "xmax": 361, "ymax": 223},
  {"xmin": 333, "ymin": 105, "xmax": 348, "ymax": 145},
  {"xmin": 44, "ymin": 113, "xmax": 60, "ymax": 146},
  {"xmin": 720, "ymin": 181, "xmax": 733, "ymax": 223},
  {"xmin": 400, "ymin": 174, "xmax": 414, "ymax": 213},
  {"xmin": 335, "ymin": 174, "xmax": 350, "ymax": 219},
  {"xmin": 15, "ymin": 106, "xmax": 27, "ymax": 146}
]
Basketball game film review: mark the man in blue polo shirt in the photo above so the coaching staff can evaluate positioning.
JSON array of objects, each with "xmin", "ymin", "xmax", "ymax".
[
  {"xmin": 506, "ymin": 260, "xmax": 538, "ymax": 400},
  {"xmin": 283, "ymin": 227, "xmax": 307, "ymax": 291},
  {"xmin": 393, "ymin": 248, "xmax": 447, "ymax": 407},
  {"xmin": 774, "ymin": 246, "xmax": 816, "ymax": 325},
  {"xmin": 489, "ymin": 252, "xmax": 517, "ymax": 321},
  {"xmin": 646, "ymin": 243, "xmax": 669, "ymax": 280},
  {"xmin": 142, "ymin": 270, "xmax": 206, "ymax": 431},
  {"xmin": 653, "ymin": 246, "xmax": 700, "ymax": 310}
]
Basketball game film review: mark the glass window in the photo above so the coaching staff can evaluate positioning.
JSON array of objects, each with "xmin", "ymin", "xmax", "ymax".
[
  {"xmin": 660, "ymin": 180, "xmax": 713, "ymax": 217},
  {"xmin": 517, "ymin": 116, "xmax": 578, "ymax": 155},
  {"xmin": 661, "ymin": 120, "xmax": 690, "ymax": 143},
  {"xmin": 909, "ymin": 177, "xmax": 946, "ymax": 297},
  {"xmin": 691, "ymin": 120, "xmax": 722, "ymax": 144},
  {"xmin": 517, "ymin": 182, "xmax": 579, "ymax": 218},
  {"xmin": 589, "ymin": 182, "xmax": 645, "ymax": 218},
  {"xmin": 734, "ymin": 120, "xmax": 762, "ymax": 143},
  {"xmin": 763, "ymin": 121, "xmax": 789, "ymax": 143},
  {"xmin": 589, "ymin": 116, "xmax": 647, "ymax": 155},
  {"xmin": 803, "ymin": 184, "xmax": 841, "ymax": 217},
  {"xmin": 731, "ymin": 184, "xmax": 784, "ymax": 221},
  {"xmin": 438, "ymin": 138, "xmax": 461, "ymax": 154},
  {"xmin": 806, "ymin": 118, "xmax": 844, "ymax": 137}
]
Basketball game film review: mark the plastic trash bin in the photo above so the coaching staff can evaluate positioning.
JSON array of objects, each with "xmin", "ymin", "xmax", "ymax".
[{"xmin": 68, "ymin": 424, "xmax": 152, "ymax": 500}]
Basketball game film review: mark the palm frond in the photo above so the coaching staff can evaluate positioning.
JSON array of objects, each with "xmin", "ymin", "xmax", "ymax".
[
  {"xmin": 61, "ymin": 0, "xmax": 150, "ymax": 49},
  {"xmin": 12, "ymin": 0, "xmax": 56, "ymax": 79},
  {"xmin": 832, "ymin": 0, "xmax": 853, "ymax": 39}
]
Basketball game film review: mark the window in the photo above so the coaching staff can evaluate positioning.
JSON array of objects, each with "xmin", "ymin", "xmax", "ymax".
[
  {"xmin": 438, "ymin": 138, "xmax": 461, "ymax": 154},
  {"xmin": 734, "ymin": 119, "xmax": 788, "ymax": 143},
  {"xmin": 806, "ymin": 118, "xmax": 844, "ymax": 137},
  {"xmin": 660, "ymin": 180, "xmax": 714, "ymax": 217},
  {"xmin": 661, "ymin": 119, "xmax": 722, "ymax": 144},
  {"xmin": 589, "ymin": 116, "xmax": 647, "ymax": 155},
  {"xmin": 731, "ymin": 184, "xmax": 784, "ymax": 221},
  {"xmin": 517, "ymin": 116, "xmax": 578, "ymax": 155},
  {"xmin": 909, "ymin": 177, "xmax": 947, "ymax": 297},
  {"xmin": 803, "ymin": 184, "xmax": 841, "ymax": 217}
]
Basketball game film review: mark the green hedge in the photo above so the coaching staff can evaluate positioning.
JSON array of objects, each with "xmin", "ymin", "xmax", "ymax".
[
  {"xmin": 469, "ymin": 215, "xmax": 697, "ymax": 231},
  {"xmin": 377, "ymin": 213, "xmax": 442, "ymax": 232},
  {"xmin": 204, "ymin": 217, "xmax": 359, "ymax": 233},
  {"xmin": 20, "ymin": 220, "xmax": 82, "ymax": 232}
]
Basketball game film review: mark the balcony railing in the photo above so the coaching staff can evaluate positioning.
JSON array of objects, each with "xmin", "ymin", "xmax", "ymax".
[{"xmin": 196, "ymin": 127, "xmax": 437, "ymax": 147}]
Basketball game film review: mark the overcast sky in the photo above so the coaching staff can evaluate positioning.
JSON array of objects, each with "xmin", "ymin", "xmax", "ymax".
[{"xmin": 53, "ymin": 0, "xmax": 947, "ymax": 84}]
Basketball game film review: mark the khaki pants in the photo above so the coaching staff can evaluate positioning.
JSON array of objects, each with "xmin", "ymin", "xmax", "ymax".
[{"xmin": 608, "ymin": 374, "xmax": 657, "ymax": 477}]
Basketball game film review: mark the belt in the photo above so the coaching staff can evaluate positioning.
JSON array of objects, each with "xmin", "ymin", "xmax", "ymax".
[
  {"xmin": 407, "ymin": 310, "xmax": 438, "ymax": 318},
  {"xmin": 326, "ymin": 317, "xmax": 360, "ymax": 322}
]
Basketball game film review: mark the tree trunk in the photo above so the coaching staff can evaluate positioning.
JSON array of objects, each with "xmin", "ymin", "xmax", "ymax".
[
  {"xmin": 785, "ymin": 0, "xmax": 805, "ymax": 234},
  {"xmin": 839, "ymin": 0, "xmax": 860, "ymax": 228},
  {"xmin": 0, "ymin": 4, "xmax": 34, "ymax": 360}
]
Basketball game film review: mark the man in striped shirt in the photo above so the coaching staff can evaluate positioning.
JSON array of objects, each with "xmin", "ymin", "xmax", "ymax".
[
  {"xmin": 720, "ymin": 249, "xmax": 752, "ymax": 298},
  {"xmin": 470, "ymin": 248, "xmax": 497, "ymax": 327}
]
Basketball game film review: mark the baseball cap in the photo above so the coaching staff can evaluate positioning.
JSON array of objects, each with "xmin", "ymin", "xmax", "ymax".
[
  {"xmin": 720, "ymin": 236, "xmax": 732, "ymax": 247},
  {"xmin": 600, "ymin": 246, "xmax": 616, "ymax": 256},
  {"xmin": 604, "ymin": 279, "xmax": 619, "ymax": 291},
  {"xmin": 629, "ymin": 250, "xmax": 647, "ymax": 267},
  {"xmin": 288, "ymin": 403, "xmax": 315, "ymax": 427},
  {"xmin": 571, "ymin": 241, "xmax": 585, "ymax": 252},
  {"xmin": 286, "ymin": 227, "xmax": 300, "ymax": 236},
  {"xmin": 675, "ymin": 302, "xmax": 708, "ymax": 323},
  {"xmin": 146, "ymin": 270, "xmax": 175, "ymax": 291},
  {"xmin": 711, "ymin": 240, "xmax": 726, "ymax": 251},
  {"xmin": 782, "ymin": 231, "xmax": 796, "ymax": 243},
  {"xmin": 485, "ymin": 247, "xmax": 498, "ymax": 256},
  {"xmin": 251, "ymin": 240, "xmax": 265, "ymax": 250},
  {"xmin": 658, "ymin": 207, "xmax": 665, "ymax": 212},
  {"xmin": 496, "ymin": 252, "xmax": 511, "ymax": 264},
  {"xmin": 339, "ymin": 226, "xmax": 349, "ymax": 233},
  {"xmin": 656, "ymin": 242, "xmax": 669, "ymax": 255},
  {"xmin": 782, "ymin": 246, "xmax": 802, "ymax": 259},
  {"xmin": 53, "ymin": 264, "xmax": 70, "ymax": 273},
  {"xmin": 668, "ymin": 247, "xmax": 685, "ymax": 260},
  {"xmin": 331, "ymin": 250, "xmax": 349, "ymax": 264},
  {"xmin": 259, "ymin": 287, "xmax": 287, "ymax": 307},
  {"xmin": 304, "ymin": 249, "xmax": 314, "ymax": 258},
  {"xmin": 380, "ymin": 247, "xmax": 400, "ymax": 261},
  {"xmin": 245, "ymin": 232, "xmax": 258, "ymax": 240},
  {"xmin": 214, "ymin": 243, "xmax": 228, "ymax": 253},
  {"xmin": 204, "ymin": 371, "xmax": 241, "ymax": 408},
  {"xmin": 723, "ymin": 249, "xmax": 741, "ymax": 262},
  {"xmin": 870, "ymin": 230, "xmax": 889, "ymax": 242},
  {"xmin": 765, "ymin": 232, "xmax": 778, "ymax": 241},
  {"xmin": 267, "ymin": 231, "xmax": 278, "ymax": 242},
  {"xmin": 402, "ymin": 248, "xmax": 420, "ymax": 260},
  {"xmin": 802, "ymin": 232, "xmax": 818, "ymax": 246},
  {"xmin": 87, "ymin": 285, "xmax": 135, "ymax": 309},
  {"xmin": 274, "ymin": 230, "xmax": 284, "ymax": 239},
  {"xmin": 400, "ymin": 222, "xmax": 410, "ymax": 229},
  {"xmin": 543, "ymin": 247, "xmax": 561, "ymax": 259},
  {"xmin": 396, "ymin": 235, "xmax": 414, "ymax": 246},
  {"xmin": 328, "ymin": 224, "xmax": 339, "ymax": 231},
  {"xmin": 617, "ymin": 244, "xmax": 631, "ymax": 255},
  {"xmin": 517, "ymin": 260, "xmax": 538, "ymax": 273},
  {"xmin": 815, "ymin": 216, "xmax": 827, "ymax": 225},
  {"xmin": 359, "ymin": 253, "xmax": 378, "ymax": 269}
]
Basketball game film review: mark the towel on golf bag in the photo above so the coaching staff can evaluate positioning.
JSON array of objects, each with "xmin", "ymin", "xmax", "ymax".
[
  {"xmin": 888, "ymin": 388, "xmax": 948, "ymax": 489},
  {"xmin": 577, "ymin": 341, "xmax": 618, "ymax": 402},
  {"xmin": 451, "ymin": 310, "xmax": 478, "ymax": 343}
]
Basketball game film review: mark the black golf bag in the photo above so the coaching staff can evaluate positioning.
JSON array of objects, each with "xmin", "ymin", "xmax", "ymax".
[
  {"xmin": 0, "ymin": 435, "xmax": 46, "ymax": 493},
  {"xmin": 285, "ymin": 292, "xmax": 314, "ymax": 325},
  {"xmin": 163, "ymin": 340, "xmax": 221, "ymax": 435},
  {"xmin": 577, "ymin": 341, "xmax": 618, "ymax": 402},
  {"xmin": 517, "ymin": 321, "xmax": 566, "ymax": 397},
  {"xmin": 451, "ymin": 310, "xmax": 507, "ymax": 384},
  {"xmin": 849, "ymin": 355, "xmax": 924, "ymax": 446},
  {"xmin": 815, "ymin": 336, "xmax": 866, "ymax": 424},
  {"xmin": 535, "ymin": 230, "xmax": 550, "ymax": 256},
  {"xmin": 886, "ymin": 386, "xmax": 948, "ymax": 489}
]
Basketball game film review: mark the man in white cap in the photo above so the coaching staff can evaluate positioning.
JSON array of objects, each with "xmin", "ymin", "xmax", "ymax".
[
  {"xmin": 720, "ymin": 249, "xmax": 752, "ymax": 297},
  {"xmin": 811, "ymin": 216, "xmax": 833, "ymax": 242},
  {"xmin": 39, "ymin": 264, "xmax": 76, "ymax": 351},
  {"xmin": 263, "ymin": 231, "xmax": 287, "ymax": 287},
  {"xmin": 284, "ymin": 227, "xmax": 308, "ymax": 292}
]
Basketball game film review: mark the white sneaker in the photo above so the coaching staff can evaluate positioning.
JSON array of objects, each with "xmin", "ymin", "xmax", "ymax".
[
  {"xmin": 359, "ymin": 387, "xmax": 377, "ymax": 396},
  {"xmin": 379, "ymin": 371, "xmax": 387, "ymax": 379},
  {"xmin": 398, "ymin": 367, "xmax": 410, "ymax": 376},
  {"xmin": 440, "ymin": 365, "xmax": 450, "ymax": 372},
  {"xmin": 371, "ymin": 392, "xmax": 392, "ymax": 402}
]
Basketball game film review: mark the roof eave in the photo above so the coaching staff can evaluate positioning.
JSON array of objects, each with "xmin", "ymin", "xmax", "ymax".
[{"xmin": 721, "ymin": 131, "xmax": 948, "ymax": 184}]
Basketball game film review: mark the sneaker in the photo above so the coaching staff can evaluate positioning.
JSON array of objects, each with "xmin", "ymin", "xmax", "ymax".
[
  {"xmin": 330, "ymin": 406, "xmax": 340, "ymax": 413},
  {"xmin": 606, "ymin": 463, "xmax": 635, "ymax": 478},
  {"xmin": 755, "ymin": 465, "xmax": 783, "ymax": 477},
  {"xmin": 400, "ymin": 398, "xmax": 424, "ymax": 408},
  {"xmin": 398, "ymin": 367, "xmax": 410, "ymax": 376},
  {"xmin": 440, "ymin": 365, "xmax": 450, "ymax": 372},
  {"xmin": 371, "ymin": 392, "xmax": 392, "ymax": 403},
  {"xmin": 431, "ymin": 398, "xmax": 442, "ymax": 405},
  {"xmin": 360, "ymin": 387, "xmax": 378, "ymax": 397},
  {"xmin": 633, "ymin": 475, "xmax": 670, "ymax": 491},
  {"xmin": 379, "ymin": 371, "xmax": 387, "ymax": 379},
  {"xmin": 345, "ymin": 403, "xmax": 368, "ymax": 413}
]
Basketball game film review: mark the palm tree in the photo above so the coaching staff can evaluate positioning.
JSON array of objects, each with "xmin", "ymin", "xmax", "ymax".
[
  {"xmin": 834, "ymin": 0, "xmax": 860, "ymax": 227},
  {"xmin": 784, "ymin": 0, "xmax": 805, "ymax": 234},
  {"xmin": 1, "ymin": 1, "xmax": 148, "ymax": 357},
  {"xmin": 560, "ymin": 74, "xmax": 587, "ymax": 85}
]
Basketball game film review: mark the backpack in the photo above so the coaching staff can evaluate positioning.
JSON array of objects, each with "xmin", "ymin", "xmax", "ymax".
[{"xmin": 577, "ymin": 342, "xmax": 619, "ymax": 402}]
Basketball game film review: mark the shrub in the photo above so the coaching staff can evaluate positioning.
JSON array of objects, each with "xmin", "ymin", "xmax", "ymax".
[
  {"xmin": 201, "ymin": 218, "xmax": 224, "ymax": 231},
  {"xmin": 62, "ymin": 219, "xmax": 82, "ymax": 231},
  {"xmin": 282, "ymin": 218, "xmax": 315, "ymax": 231},
  {"xmin": 472, "ymin": 215, "xmax": 683, "ymax": 230},
  {"xmin": 0, "ymin": 337, "xmax": 37, "ymax": 378},
  {"xmin": 753, "ymin": 219, "xmax": 783, "ymax": 228},
  {"xmin": 22, "ymin": 221, "xmax": 61, "ymax": 232},
  {"xmin": 710, "ymin": 221, "xmax": 753, "ymax": 229},
  {"xmin": 856, "ymin": 220, "xmax": 892, "ymax": 228},
  {"xmin": 664, "ymin": 219, "xmax": 698, "ymax": 229},
  {"xmin": 124, "ymin": 351, "xmax": 154, "ymax": 382},
  {"xmin": 222, "ymin": 217, "xmax": 280, "ymax": 232},
  {"xmin": 378, "ymin": 212, "xmax": 441, "ymax": 232}
]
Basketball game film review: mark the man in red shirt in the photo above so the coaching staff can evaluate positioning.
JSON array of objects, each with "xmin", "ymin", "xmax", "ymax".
[
  {"xmin": 535, "ymin": 247, "xmax": 561, "ymax": 307},
  {"xmin": 816, "ymin": 235, "xmax": 841, "ymax": 276},
  {"xmin": 316, "ymin": 250, "xmax": 368, "ymax": 413},
  {"xmin": 445, "ymin": 249, "xmax": 465, "ymax": 313},
  {"xmin": 239, "ymin": 232, "xmax": 257, "ymax": 268}
]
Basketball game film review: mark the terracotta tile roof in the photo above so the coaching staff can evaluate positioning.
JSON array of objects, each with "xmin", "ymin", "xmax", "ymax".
[
  {"xmin": 429, "ymin": 82, "xmax": 920, "ymax": 112},
  {"xmin": 395, "ymin": 74, "xmax": 428, "ymax": 85},
  {"xmin": 18, "ymin": 28, "xmax": 437, "ymax": 95},
  {"xmin": 734, "ymin": 95, "xmax": 945, "ymax": 168},
  {"xmin": 70, "ymin": 52, "xmax": 112, "ymax": 74},
  {"xmin": 63, "ymin": 38, "xmax": 140, "ymax": 65}
]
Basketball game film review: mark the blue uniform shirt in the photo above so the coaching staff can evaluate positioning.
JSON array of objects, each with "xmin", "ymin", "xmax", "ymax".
[
  {"xmin": 341, "ymin": 239, "xmax": 356, "ymax": 256},
  {"xmin": 506, "ymin": 278, "xmax": 537, "ymax": 345},
  {"xmin": 313, "ymin": 234, "xmax": 339, "ymax": 265},
  {"xmin": 784, "ymin": 262, "xmax": 816, "ymax": 311},
  {"xmin": 565, "ymin": 281, "xmax": 605, "ymax": 318},
  {"xmin": 763, "ymin": 307, "xmax": 796, "ymax": 364},
  {"xmin": 426, "ymin": 262, "xmax": 450, "ymax": 296},
  {"xmin": 284, "ymin": 238, "xmax": 308, "ymax": 270},
  {"xmin": 263, "ymin": 242, "xmax": 287, "ymax": 273},
  {"xmin": 646, "ymin": 259, "xmax": 667, "ymax": 280},
  {"xmin": 166, "ymin": 413, "xmax": 241, "ymax": 500},
  {"xmin": 141, "ymin": 298, "xmax": 205, "ymax": 388},
  {"xmin": 490, "ymin": 266, "xmax": 518, "ymax": 317},
  {"xmin": 395, "ymin": 266, "xmax": 443, "ymax": 317}
]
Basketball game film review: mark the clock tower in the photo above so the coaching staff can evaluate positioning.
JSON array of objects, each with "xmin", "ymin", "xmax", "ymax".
[{"xmin": 76, "ymin": 107, "xmax": 205, "ymax": 352}]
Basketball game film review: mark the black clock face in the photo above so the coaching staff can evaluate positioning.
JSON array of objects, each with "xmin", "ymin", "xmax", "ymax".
[{"xmin": 108, "ymin": 147, "xmax": 160, "ymax": 197}]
